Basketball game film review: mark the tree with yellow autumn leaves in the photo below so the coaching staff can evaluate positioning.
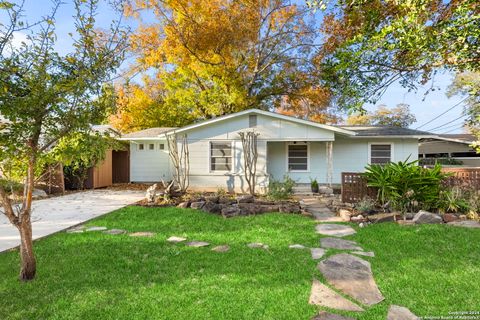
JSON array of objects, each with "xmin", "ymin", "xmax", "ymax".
[{"xmin": 110, "ymin": 0, "xmax": 336, "ymax": 132}]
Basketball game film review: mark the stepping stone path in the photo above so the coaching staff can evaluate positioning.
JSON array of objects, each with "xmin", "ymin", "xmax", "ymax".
[
  {"xmin": 318, "ymin": 253, "xmax": 384, "ymax": 306},
  {"xmin": 167, "ymin": 236, "xmax": 187, "ymax": 243},
  {"xmin": 387, "ymin": 305, "xmax": 418, "ymax": 320},
  {"xmin": 320, "ymin": 237, "xmax": 363, "ymax": 251},
  {"xmin": 352, "ymin": 251, "xmax": 375, "ymax": 257},
  {"xmin": 186, "ymin": 241, "xmax": 210, "ymax": 247},
  {"xmin": 311, "ymin": 248, "xmax": 326, "ymax": 260},
  {"xmin": 311, "ymin": 311, "xmax": 356, "ymax": 320},
  {"xmin": 300, "ymin": 197, "xmax": 343, "ymax": 222},
  {"xmin": 212, "ymin": 245, "xmax": 230, "ymax": 252},
  {"xmin": 103, "ymin": 229, "xmax": 126, "ymax": 235},
  {"xmin": 129, "ymin": 232, "xmax": 156, "ymax": 237},
  {"xmin": 315, "ymin": 224, "xmax": 356, "ymax": 237},
  {"xmin": 309, "ymin": 279, "xmax": 363, "ymax": 312},
  {"xmin": 66, "ymin": 226, "xmax": 84, "ymax": 233},
  {"xmin": 289, "ymin": 244, "xmax": 306, "ymax": 249},
  {"xmin": 247, "ymin": 242, "xmax": 269, "ymax": 249},
  {"xmin": 86, "ymin": 226, "xmax": 107, "ymax": 232}
]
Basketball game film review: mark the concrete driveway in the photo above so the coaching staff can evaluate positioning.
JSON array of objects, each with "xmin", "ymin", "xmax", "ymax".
[{"xmin": 0, "ymin": 189, "xmax": 145, "ymax": 253}]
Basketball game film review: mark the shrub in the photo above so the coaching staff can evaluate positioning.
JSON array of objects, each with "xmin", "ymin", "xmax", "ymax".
[
  {"xmin": 364, "ymin": 160, "xmax": 446, "ymax": 213},
  {"xmin": 438, "ymin": 187, "xmax": 470, "ymax": 214},
  {"xmin": 356, "ymin": 197, "xmax": 376, "ymax": 214},
  {"xmin": 267, "ymin": 175, "xmax": 295, "ymax": 200}
]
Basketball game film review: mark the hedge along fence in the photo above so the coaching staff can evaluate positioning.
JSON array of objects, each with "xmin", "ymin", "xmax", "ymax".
[{"xmin": 341, "ymin": 168, "xmax": 480, "ymax": 204}]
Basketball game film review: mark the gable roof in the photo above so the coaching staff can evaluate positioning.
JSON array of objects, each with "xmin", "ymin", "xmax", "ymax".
[
  {"xmin": 338, "ymin": 126, "xmax": 435, "ymax": 138},
  {"xmin": 168, "ymin": 109, "xmax": 356, "ymax": 136},
  {"xmin": 120, "ymin": 127, "xmax": 176, "ymax": 140}
]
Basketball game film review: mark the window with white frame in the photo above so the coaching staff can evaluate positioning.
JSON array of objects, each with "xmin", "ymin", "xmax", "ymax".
[
  {"xmin": 210, "ymin": 142, "xmax": 232, "ymax": 171},
  {"xmin": 288, "ymin": 143, "xmax": 308, "ymax": 171},
  {"xmin": 370, "ymin": 144, "xmax": 392, "ymax": 164},
  {"xmin": 138, "ymin": 143, "xmax": 144, "ymax": 151},
  {"xmin": 149, "ymin": 143, "xmax": 155, "ymax": 150},
  {"xmin": 159, "ymin": 143, "xmax": 165, "ymax": 150}
]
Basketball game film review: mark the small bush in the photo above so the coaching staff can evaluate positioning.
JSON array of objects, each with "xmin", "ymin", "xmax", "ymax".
[
  {"xmin": 356, "ymin": 197, "xmax": 376, "ymax": 214},
  {"xmin": 267, "ymin": 175, "xmax": 295, "ymax": 200},
  {"xmin": 438, "ymin": 187, "xmax": 470, "ymax": 214}
]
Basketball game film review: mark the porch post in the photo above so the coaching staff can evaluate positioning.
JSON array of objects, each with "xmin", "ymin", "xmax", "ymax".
[{"xmin": 326, "ymin": 141, "xmax": 333, "ymax": 187}]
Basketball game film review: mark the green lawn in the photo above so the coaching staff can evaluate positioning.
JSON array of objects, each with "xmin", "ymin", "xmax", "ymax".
[{"xmin": 0, "ymin": 207, "xmax": 479, "ymax": 320}]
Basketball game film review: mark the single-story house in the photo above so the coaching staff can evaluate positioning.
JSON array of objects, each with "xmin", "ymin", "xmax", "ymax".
[
  {"xmin": 120, "ymin": 109, "xmax": 435, "ymax": 193},
  {"xmin": 419, "ymin": 134, "xmax": 480, "ymax": 167}
]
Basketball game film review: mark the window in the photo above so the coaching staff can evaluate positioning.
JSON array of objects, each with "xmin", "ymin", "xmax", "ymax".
[
  {"xmin": 210, "ymin": 142, "xmax": 232, "ymax": 171},
  {"xmin": 249, "ymin": 114, "xmax": 257, "ymax": 127},
  {"xmin": 159, "ymin": 143, "xmax": 165, "ymax": 150},
  {"xmin": 288, "ymin": 143, "xmax": 308, "ymax": 171},
  {"xmin": 139, "ymin": 143, "xmax": 144, "ymax": 151},
  {"xmin": 149, "ymin": 143, "xmax": 155, "ymax": 150},
  {"xmin": 370, "ymin": 144, "xmax": 392, "ymax": 164}
]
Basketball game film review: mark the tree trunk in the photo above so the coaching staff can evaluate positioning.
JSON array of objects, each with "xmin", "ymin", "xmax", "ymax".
[{"xmin": 18, "ymin": 217, "xmax": 36, "ymax": 281}]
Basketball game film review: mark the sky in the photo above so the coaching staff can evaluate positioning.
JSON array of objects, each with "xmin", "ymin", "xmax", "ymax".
[{"xmin": 2, "ymin": 0, "xmax": 469, "ymax": 134}]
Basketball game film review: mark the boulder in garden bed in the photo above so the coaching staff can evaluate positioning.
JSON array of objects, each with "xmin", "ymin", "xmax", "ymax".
[
  {"xmin": 190, "ymin": 201, "xmax": 206, "ymax": 210},
  {"xmin": 221, "ymin": 205, "xmax": 241, "ymax": 218},
  {"xmin": 443, "ymin": 213, "xmax": 459, "ymax": 223},
  {"xmin": 338, "ymin": 209, "xmax": 351, "ymax": 221},
  {"xmin": 202, "ymin": 201, "xmax": 221, "ymax": 214},
  {"xmin": 368, "ymin": 212, "xmax": 401, "ymax": 223},
  {"xmin": 177, "ymin": 201, "xmax": 190, "ymax": 208},
  {"xmin": 205, "ymin": 195, "xmax": 219, "ymax": 203},
  {"xmin": 412, "ymin": 210, "xmax": 443, "ymax": 224},
  {"xmin": 236, "ymin": 194, "xmax": 254, "ymax": 203}
]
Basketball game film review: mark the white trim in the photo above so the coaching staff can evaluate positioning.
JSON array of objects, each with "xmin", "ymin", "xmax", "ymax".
[
  {"xmin": 368, "ymin": 142, "xmax": 394, "ymax": 164},
  {"xmin": 286, "ymin": 142, "xmax": 310, "ymax": 173},
  {"xmin": 166, "ymin": 109, "xmax": 356, "ymax": 136},
  {"xmin": 209, "ymin": 140, "xmax": 234, "ymax": 173}
]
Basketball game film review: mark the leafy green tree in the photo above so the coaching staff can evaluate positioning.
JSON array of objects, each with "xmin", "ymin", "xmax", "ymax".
[
  {"xmin": 0, "ymin": 0, "xmax": 128, "ymax": 281},
  {"xmin": 347, "ymin": 104, "xmax": 416, "ymax": 127}
]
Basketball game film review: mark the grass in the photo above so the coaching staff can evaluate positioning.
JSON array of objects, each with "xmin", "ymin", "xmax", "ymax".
[{"xmin": 0, "ymin": 207, "xmax": 479, "ymax": 320}]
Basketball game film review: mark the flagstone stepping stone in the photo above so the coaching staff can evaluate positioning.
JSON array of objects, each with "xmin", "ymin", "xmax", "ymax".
[
  {"xmin": 66, "ymin": 229, "xmax": 84, "ymax": 233},
  {"xmin": 447, "ymin": 220, "xmax": 480, "ymax": 228},
  {"xmin": 311, "ymin": 311, "xmax": 356, "ymax": 320},
  {"xmin": 86, "ymin": 226, "xmax": 107, "ymax": 232},
  {"xmin": 316, "ymin": 224, "xmax": 356, "ymax": 237},
  {"xmin": 247, "ymin": 242, "xmax": 269, "ymax": 249},
  {"xmin": 186, "ymin": 241, "xmax": 210, "ymax": 247},
  {"xmin": 129, "ymin": 232, "xmax": 156, "ymax": 237},
  {"xmin": 320, "ymin": 237, "xmax": 362, "ymax": 251},
  {"xmin": 167, "ymin": 236, "xmax": 187, "ymax": 243},
  {"xmin": 311, "ymin": 248, "xmax": 326, "ymax": 260},
  {"xmin": 103, "ymin": 229, "xmax": 127, "ymax": 235},
  {"xmin": 212, "ymin": 245, "xmax": 230, "ymax": 252},
  {"xmin": 309, "ymin": 279, "xmax": 364, "ymax": 312},
  {"xmin": 289, "ymin": 244, "xmax": 306, "ymax": 249},
  {"xmin": 387, "ymin": 305, "xmax": 418, "ymax": 320},
  {"xmin": 352, "ymin": 251, "xmax": 375, "ymax": 257},
  {"xmin": 318, "ymin": 253, "xmax": 384, "ymax": 306}
]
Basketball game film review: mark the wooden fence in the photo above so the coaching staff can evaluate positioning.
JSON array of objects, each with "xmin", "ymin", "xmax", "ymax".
[{"xmin": 341, "ymin": 168, "xmax": 480, "ymax": 203}]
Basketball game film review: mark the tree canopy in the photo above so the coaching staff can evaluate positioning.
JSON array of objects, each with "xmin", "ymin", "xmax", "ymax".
[{"xmin": 346, "ymin": 104, "xmax": 416, "ymax": 128}]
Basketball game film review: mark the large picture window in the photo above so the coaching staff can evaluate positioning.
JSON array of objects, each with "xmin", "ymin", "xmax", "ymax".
[
  {"xmin": 210, "ymin": 142, "xmax": 232, "ymax": 171},
  {"xmin": 370, "ymin": 144, "xmax": 392, "ymax": 164},
  {"xmin": 288, "ymin": 143, "xmax": 308, "ymax": 171}
]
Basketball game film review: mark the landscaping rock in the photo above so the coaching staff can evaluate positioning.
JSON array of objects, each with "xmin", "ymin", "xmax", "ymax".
[
  {"xmin": 279, "ymin": 202, "xmax": 301, "ymax": 213},
  {"xmin": 167, "ymin": 236, "xmax": 187, "ymax": 243},
  {"xmin": 237, "ymin": 195, "xmax": 254, "ymax": 203},
  {"xmin": 247, "ymin": 242, "xmax": 269, "ymax": 249},
  {"xmin": 311, "ymin": 248, "xmax": 326, "ymax": 260},
  {"xmin": 212, "ymin": 245, "xmax": 230, "ymax": 252},
  {"xmin": 318, "ymin": 253, "xmax": 384, "ymax": 306},
  {"xmin": 315, "ymin": 224, "xmax": 356, "ymax": 237},
  {"xmin": 459, "ymin": 214, "xmax": 467, "ymax": 220},
  {"xmin": 129, "ymin": 232, "xmax": 156, "ymax": 237},
  {"xmin": 219, "ymin": 197, "xmax": 236, "ymax": 205},
  {"xmin": 190, "ymin": 201, "xmax": 206, "ymax": 210},
  {"xmin": 202, "ymin": 201, "xmax": 221, "ymax": 214},
  {"xmin": 387, "ymin": 305, "xmax": 418, "ymax": 320},
  {"xmin": 318, "ymin": 186, "xmax": 334, "ymax": 195},
  {"xmin": 350, "ymin": 215, "xmax": 365, "ymax": 222},
  {"xmin": 86, "ymin": 226, "xmax": 107, "ymax": 232},
  {"xmin": 368, "ymin": 212, "xmax": 401, "ymax": 223},
  {"xmin": 103, "ymin": 229, "xmax": 127, "ymax": 235},
  {"xmin": 177, "ymin": 201, "xmax": 190, "ymax": 208},
  {"xmin": 289, "ymin": 244, "xmax": 306, "ymax": 249},
  {"xmin": 205, "ymin": 196, "xmax": 219, "ymax": 203},
  {"xmin": 145, "ymin": 184, "xmax": 157, "ymax": 202},
  {"xmin": 309, "ymin": 279, "xmax": 364, "ymax": 312},
  {"xmin": 352, "ymin": 251, "xmax": 375, "ymax": 257},
  {"xmin": 32, "ymin": 188, "xmax": 48, "ymax": 199},
  {"xmin": 443, "ymin": 213, "xmax": 459, "ymax": 223},
  {"xmin": 221, "ymin": 205, "xmax": 241, "ymax": 217},
  {"xmin": 447, "ymin": 220, "xmax": 480, "ymax": 228},
  {"xmin": 311, "ymin": 311, "xmax": 356, "ymax": 320},
  {"xmin": 404, "ymin": 212, "xmax": 415, "ymax": 220},
  {"xmin": 339, "ymin": 209, "xmax": 351, "ymax": 222},
  {"xmin": 412, "ymin": 210, "xmax": 443, "ymax": 224},
  {"xmin": 320, "ymin": 237, "xmax": 362, "ymax": 251},
  {"xmin": 186, "ymin": 241, "xmax": 210, "ymax": 247},
  {"xmin": 66, "ymin": 228, "xmax": 84, "ymax": 233}
]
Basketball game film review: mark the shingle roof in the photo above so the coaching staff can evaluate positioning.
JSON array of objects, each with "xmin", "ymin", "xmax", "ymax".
[
  {"xmin": 337, "ymin": 126, "xmax": 434, "ymax": 137},
  {"xmin": 438, "ymin": 134, "xmax": 476, "ymax": 143},
  {"xmin": 121, "ymin": 127, "xmax": 176, "ymax": 139}
]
